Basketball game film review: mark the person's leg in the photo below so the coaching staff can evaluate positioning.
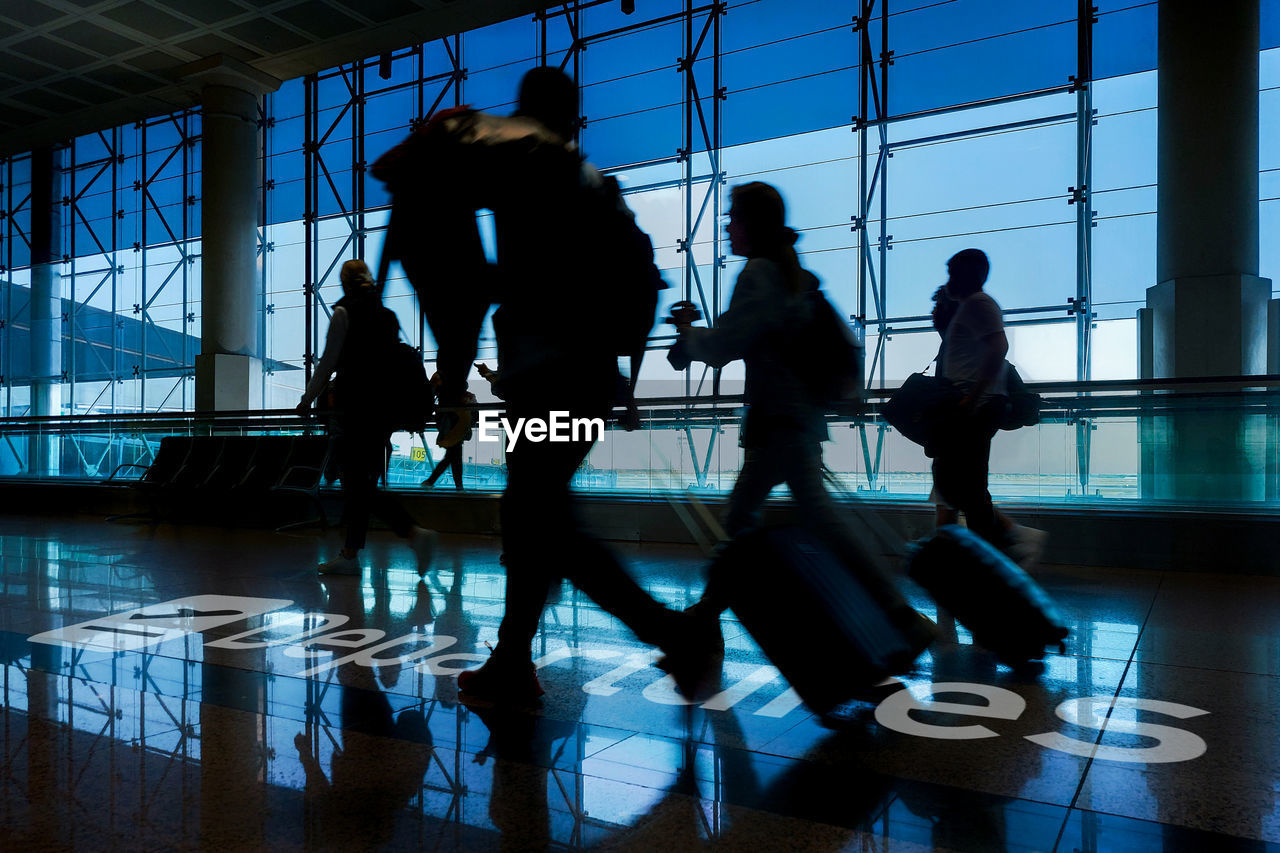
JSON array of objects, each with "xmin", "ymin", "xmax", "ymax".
[
  {"xmin": 424, "ymin": 455, "xmax": 450, "ymax": 488},
  {"xmin": 448, "ymin": 445, "xmax": 464, "ymax": 490},
  {"xmin": 782, "ymin": 442, "xmax": 937, "ymax": 659},
  {"xmin": 465, "ymin": 395, "xmax": 715, "ymax": 701},
  {"xmin": 319, "ymin": 422, "xmax": 378, "ymax": 573},
  {"xmin": 931, "ymin": 406, "xmax": 1000, "ymax": 546},
  {"xmin": 724, "ymin": 449, "xmax": 785, "ymax": 537},
  {"xmin": 696, "ymin": 449, "xmax": 785, "ymax": 614},
  {"xmin": 781, "ymin": 443, "xmax": 910, "ymax": 611},
  {"xmin": 341, "ymin": 426, "xmax": 378, "ymax": 553}
]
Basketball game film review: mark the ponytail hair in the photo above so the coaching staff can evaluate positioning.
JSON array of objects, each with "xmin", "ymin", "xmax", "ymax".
[{"xmin": 730, "ymin": 181, "xmax": 804, "ymax": 294}]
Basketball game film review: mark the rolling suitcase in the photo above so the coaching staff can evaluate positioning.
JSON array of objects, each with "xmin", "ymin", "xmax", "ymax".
[
  {"xmin": 717, "ymin": 525, "xmax": 926, "ymax": 715},
  {"xmin": 907, "ymin": 524, "xmax": 1069, "ymax": 665}
]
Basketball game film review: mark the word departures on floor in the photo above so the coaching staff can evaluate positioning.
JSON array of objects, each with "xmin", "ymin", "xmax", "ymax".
[
  {"xmin": 3, "ymin": 515, "xmax": 1280, "ymax": 851},
  {"xmin": 29, "ymin": 594, "xmax": 1211, "ymax": 765}
]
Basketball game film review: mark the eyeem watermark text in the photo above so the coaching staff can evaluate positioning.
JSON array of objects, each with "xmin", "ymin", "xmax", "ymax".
[{"xmin": 477, "ymin": 411, "xmax": 604, "ymax": 451}]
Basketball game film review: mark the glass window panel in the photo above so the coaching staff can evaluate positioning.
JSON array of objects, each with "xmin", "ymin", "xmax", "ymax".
[
  {"xmin": 144, "ymin": 119, "xmax": 181, "ymax": 153},
  {"xmin": 1263, "ymin": 47, "xmax": 1278, "ymax": 286},
  {"xmin": 73, "ymin": 133, "xmax": 112, "ymax": 165},
  {"xmin": 317, "ymin": 68, "xmax": 356, "ymax": 110},
  {"xmin": 1092, "ymin": 71, "xmax": 1156, "ymax": 319},
  {"xmin": 270, "ymin": 115, "xmax": 305, "ymax": 156},
  {"xmin": 723, "ymin": 68, "xmax": 855, "ymax": 147},
  {"xmin": 364, "ymin": 125, "xmax": 408, "ymax": 191},
  {"xmin": 1094, "ymin": 2, "xmax": 1157, "ymax": 80},
  {"xmin": 266, "ymin": 176, "xmax": 305, "ymax": 225},
  {"xmin": 465, "ymin": 15, "xmax": 537, "ymax": 73},
  {"xmin": 316, "ymin": 169, "xmax": 354, "ymax": 217},
  {"xmin": 73, "ymin": 188, "xmax": 113, "ymax": 224},
  {"xmin": 267, "ymin": 150, "xmax": 305, "ymax": 186},
  {"xmin": 891, "ymin": 23, "xmax": 1076, "ymax": 115},
  {"xmin": 584, "ymin": 106, "xmax": 682, "ymax": 169},
  {"xmin": 582, "ymin": 65, "xmax": 680, "ymax": 122},
  {"xmin": 364, "ymin": 88, "xmax": 414, "ymax": 135},
  {"xmin": 582, "ymin": 20, "xmax": 682, "ymax": 84},
  {"xmin": 361, "ymin": 51, "xmax": 418, "ymax": 94},
  {"xmin": 1090, "ymin": 317, "xmax": 1137, "ymax": 380},
  {"xmin": 892, "ymin": 0, "xmax": 1075, "ymax": 54},
  {"xmin": 273, "ymin": 77, "xmax": 306, "ymax": 121},
  {"xmin": 724, "ymin": 27, "xmax": 854, "ymax": 92},
  {"xmin": 723, "ymin": 0, "xmax": 848, "ymax": 52},
  {"xmin": 464, "ymin": 62, "xmax": 534, "ymax": 114},
  {"xmin": 585, "ymin": 0, "xmax": 683, "ymax": 35}
]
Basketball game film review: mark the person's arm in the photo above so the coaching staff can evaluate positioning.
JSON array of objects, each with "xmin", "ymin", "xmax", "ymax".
[
  {"xmin": 963, "ymin": 329, "xmax": 1008, "ymax": 405},
  {"xmin": 297, "ymin": 307, "xmax": 348, "ymax": 411},
  {"xmin": 960, "ymin": 297, "xmax": 1008, "ymax": 407},
  {"xmin": 677, "ymin": 261, "xmax": 774, "ymax": 368}
]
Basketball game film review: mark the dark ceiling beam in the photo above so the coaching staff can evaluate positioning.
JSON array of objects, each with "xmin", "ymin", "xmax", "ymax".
[{"xmin": 0, "ymin": 0, "xmax": 559, "ymax": 158}]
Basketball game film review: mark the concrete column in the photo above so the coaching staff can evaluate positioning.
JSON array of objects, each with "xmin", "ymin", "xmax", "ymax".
[
  {"xmin": 195, "ymin": 83, "xmax": 263, "ymax": 411},
  {"xmin": 1140, "ymin": 0, "xmax": 1271, "ymax": 502},
  {"xmin": 29, "ymin": 146, "xmax": 62, "ymax": 474}
]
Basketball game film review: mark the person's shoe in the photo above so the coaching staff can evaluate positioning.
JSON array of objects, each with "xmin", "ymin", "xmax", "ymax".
[
  {"xmin": 411, "ymin": 526, "xmax": 439, "ymax": 575},
  {"xmin": 317, "ymin": 553, "xmax": 361, "ymax": 575},
  {"xmin": 457, "ymin": 647, "xmax": 545, "ymax": 706},
  {"xmin": 420, "ymin": 479, "xmax": 437, "ymax": 490},
  {"xmin": 656, "ymin": 606, "xmax": 725, "ymax": 701}
]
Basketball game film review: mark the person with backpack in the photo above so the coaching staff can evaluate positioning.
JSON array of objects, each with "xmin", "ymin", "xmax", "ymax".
[
  {"xmin": 296, "ymin": 259, "xmax": 438, "ymax": 575},
  {"xmin": 372, "ymin": 67, "xmax": 720, "ymax": 705},
  {"xmin": 672, "ymin": 182, "xmax": 933, "ymax": 646}
]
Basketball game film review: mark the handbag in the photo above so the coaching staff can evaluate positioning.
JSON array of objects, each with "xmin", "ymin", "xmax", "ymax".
[
  {"xmin": 1000, "ymin": 363, "xmax": 1041, "ymax": 430},
  {"xmin": 881, "ymin": 371, "xmax": 963, "ymax": 454}
]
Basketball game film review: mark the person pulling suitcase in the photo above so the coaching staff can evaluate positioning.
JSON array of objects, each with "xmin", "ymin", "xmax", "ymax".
[{"xmin": 670, "ymin": 182, "xmax": 936, "ymax": 705}]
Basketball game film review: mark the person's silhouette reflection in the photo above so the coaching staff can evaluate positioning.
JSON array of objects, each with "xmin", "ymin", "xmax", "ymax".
[
  {"xmin": 294, "ymin": 583, "xmax": 434, "ymax": 849},
  {"xmin": 464, "ymin": 655, "xmax": 591, "ymax": 852}
]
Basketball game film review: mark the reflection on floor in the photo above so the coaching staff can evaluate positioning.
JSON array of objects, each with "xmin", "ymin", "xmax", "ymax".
[{"xmin": 2, "ymin": 515, "xmax": 1279, "ymax": 851}]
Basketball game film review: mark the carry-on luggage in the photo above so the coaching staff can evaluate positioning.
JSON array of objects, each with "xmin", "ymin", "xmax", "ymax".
[
  {"xmin": 880, "ymin": 371, "xmax": 963, "ymax": 454},
  {"xmin": 907, "ymin": 523, "xmax": 1069, "ymax": 665},
  {"xmin": 716, "ymin": 525, "xmax": 926, "ymax": 715}
]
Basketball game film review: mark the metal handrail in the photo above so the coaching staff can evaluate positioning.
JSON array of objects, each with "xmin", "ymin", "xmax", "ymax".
[{"xmin": 3, "ymin": 374, "xmax": 1280, "ymax": 435}]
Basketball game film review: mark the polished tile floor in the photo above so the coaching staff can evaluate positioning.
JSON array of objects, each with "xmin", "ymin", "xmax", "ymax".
[{"xmin": 2, "ymin": 514, "xmax": 1279, "ymax": 851}]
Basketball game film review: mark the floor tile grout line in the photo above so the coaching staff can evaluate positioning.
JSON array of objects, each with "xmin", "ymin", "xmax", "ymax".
[{"xmin": 1051, "ymin": 570, "xmax": 1167, "ymax": 853}]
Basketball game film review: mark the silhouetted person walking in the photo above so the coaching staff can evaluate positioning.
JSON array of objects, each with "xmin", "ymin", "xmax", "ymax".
[
  {"xmin": 372, "ymin": 67, "xmax": 717, "ymax": 704},
  {"xmin": 297, "ymin": 259, "xmax": 436, "ymax": 575},
  {"xmin": 931, "ymin": 249, "xmax": 1007, "ymax": 547},
  {"xmin": 674, "ymin": 182, "xmax": 932, "ymax": 645}
]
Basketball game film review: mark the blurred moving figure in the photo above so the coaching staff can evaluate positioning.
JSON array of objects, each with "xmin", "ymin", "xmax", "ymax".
[
  {"xmin": 297, "ymin": 259, "xmax": 437, "ymax": 575},
  {"xmin": 929, "ymin": 284, "xmax": 1046, "ymax": 568},
  {"xmin": 293, "ymin": 581, "xmax": 434, "ymax": 847},
  {"xmin": 422, "ymin": 372, "xmax": 474, "ymax": 491},
  {"xmin": 929, "ymin": 249, "xmax": 1008, "ymax": 548},
  {"xmin": 672, "ymin": 182, "xmax": 935, "ymax": 680},
  {"xmin": 372, "ymin": 67, "xmax": 717, "ymax": 705}
]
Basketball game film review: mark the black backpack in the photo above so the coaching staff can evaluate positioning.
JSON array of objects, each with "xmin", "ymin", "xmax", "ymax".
[
  {"xmin": 999, "ymin": 363, "xmax": 1041, "ymax": 430},
  {"xmin": 580, "ymin": 174, "xmax": 666, "ymax": 357},
  {"xmin": 385, "ymin": 341, "xmax": 433, "ymax": 433},
  {"xmin": 803, "ymin": 288, "xmax": 867, "ymax": 416}
]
